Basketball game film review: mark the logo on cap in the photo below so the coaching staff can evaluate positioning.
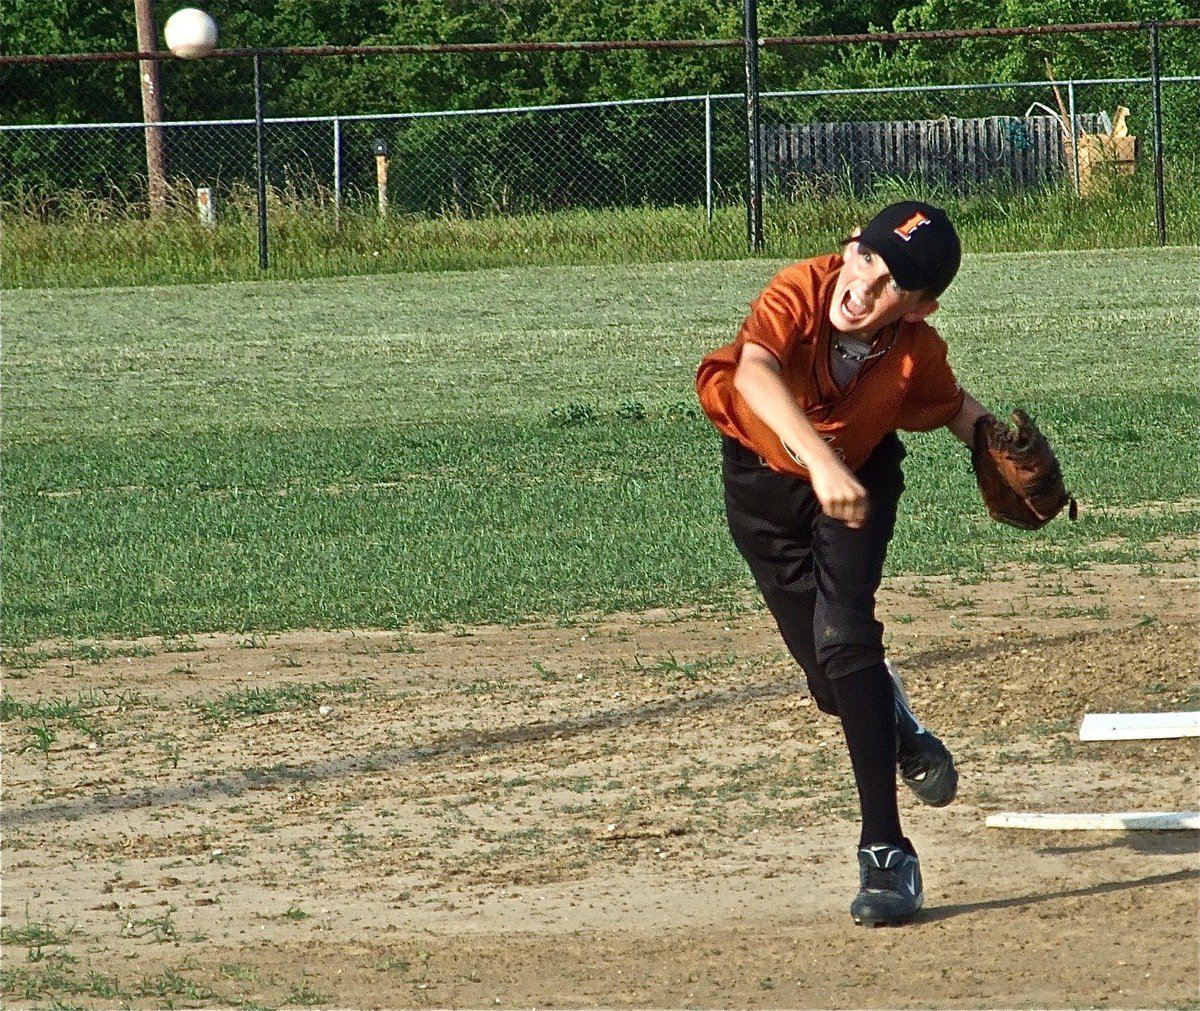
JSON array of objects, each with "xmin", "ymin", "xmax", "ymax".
[{"xmin": 893, "ymin": 212, "xmax": 931, "ymax": 242}]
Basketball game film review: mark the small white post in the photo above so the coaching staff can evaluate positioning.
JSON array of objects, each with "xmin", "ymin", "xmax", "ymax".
[{"xmin": 196, "ymin": 186, "xmax": 216, "ymax": 227}]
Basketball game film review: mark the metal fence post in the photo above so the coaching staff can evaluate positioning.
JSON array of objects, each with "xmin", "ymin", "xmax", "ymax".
[
  {"xmin": 1067, "ymin": 80, "xmax": 1080, "ymax": 195},
  {"xmin": 254, "ymin": 52, "xmax": 269, "ymax": 271},
  {"xmin": 1149, "ymin": 22, "xmax": 1167, "ymax": 245},
  {"xmin": 705, "ymin": 94, "xmax": 714, "ymax": 226},
  {"xmin": 743, "ymin": 0, "xmax": 764, "ymax": 252},
  {"xmin": 333, "ymin": 116, "xmax": 342, "ymax": 229}
]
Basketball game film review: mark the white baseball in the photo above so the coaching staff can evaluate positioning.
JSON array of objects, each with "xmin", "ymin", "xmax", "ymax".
[{"xmin": 164, "ymin": 8, "xmax": 219, "ymax": 59}]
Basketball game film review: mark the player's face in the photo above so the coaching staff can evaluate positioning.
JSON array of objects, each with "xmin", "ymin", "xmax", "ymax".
[{"xmin": 829, "ymin": 239, "xmax": 935, "ymax": 337}]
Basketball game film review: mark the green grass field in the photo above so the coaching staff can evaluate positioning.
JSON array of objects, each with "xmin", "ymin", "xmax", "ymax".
[{"xmin": 3, "ymin": 247, "xmax": 1198, "ymax": 647}]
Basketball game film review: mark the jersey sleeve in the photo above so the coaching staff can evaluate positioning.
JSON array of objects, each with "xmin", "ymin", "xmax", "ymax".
[
  {"xmin": 736, "ymin": 259, "xmax": 828, "ymax": 363},
  {"xmin": 897, "ymin": 326, "xmax": 966, "ymax": 431}
]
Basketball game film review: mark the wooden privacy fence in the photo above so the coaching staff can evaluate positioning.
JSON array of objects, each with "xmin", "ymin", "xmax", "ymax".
[{"xmin": 764, "ymin": 113, "xmax": 1110, "ymax": 194}]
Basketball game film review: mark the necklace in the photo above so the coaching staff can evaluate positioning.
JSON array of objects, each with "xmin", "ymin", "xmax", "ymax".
[{"xmin": 833, "ymin": 324, "xmax": 899, "ymax": 363}]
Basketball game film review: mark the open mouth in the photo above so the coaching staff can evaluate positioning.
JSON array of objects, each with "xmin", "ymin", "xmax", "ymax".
[{"xmin": 838, "ymin": 288, "xmax": 870, "ymax": 326}]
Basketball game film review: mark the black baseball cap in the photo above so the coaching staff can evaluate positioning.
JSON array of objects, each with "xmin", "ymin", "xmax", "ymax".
[{"xmin": 849, "ymin": 201, "xmax": 961, "ymax": 297}]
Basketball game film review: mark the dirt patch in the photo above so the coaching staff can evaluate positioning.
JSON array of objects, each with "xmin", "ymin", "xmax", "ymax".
[{"xmin": 3, "ymin": 551, "xmax": 1198, "ymax": 1009}]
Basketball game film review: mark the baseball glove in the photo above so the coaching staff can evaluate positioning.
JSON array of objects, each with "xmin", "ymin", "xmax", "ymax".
[{"xmin": 971, "ymin": 410, "xmax": 1077, "ymax": 530}]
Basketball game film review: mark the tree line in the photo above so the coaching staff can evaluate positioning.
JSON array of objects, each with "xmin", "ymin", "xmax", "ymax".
[{"xmin": 2, "ymin": 0, "xmax": 1196, "ymax": 125}]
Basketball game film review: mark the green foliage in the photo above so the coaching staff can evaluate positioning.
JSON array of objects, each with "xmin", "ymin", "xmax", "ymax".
[
  {"xmin": 0, "ymin": 1, "xmax": 139, "ymax": 124},
  {"xmin": 7, "ymin": 1, "xmax": 1194, "ymax": 126},
  {"xmin": 894, "ymin": 0, "xmax": 1199, "ymax": 83}
]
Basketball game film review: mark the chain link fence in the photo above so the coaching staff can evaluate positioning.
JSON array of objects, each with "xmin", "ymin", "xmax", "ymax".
[
  {"xmin": 0, "ymin": 96, "xmax": 739, "ymax": 216},
  {"xmin": 2, "ymin": 23, "xmax": 1198, "ymax": 251},
  {"xmin": 1, "ymin": 80, "xmax": 1188, "ymax": 209}
]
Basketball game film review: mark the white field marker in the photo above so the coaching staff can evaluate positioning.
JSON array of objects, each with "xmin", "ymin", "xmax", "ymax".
[
  {"xmin": 1078, "ymin": 711, "xmax": 1200, "ymax": 741},
  {"xmin": 986, "ymin": 811, "xmax": 1200, "ymax": 831},
  {"xmin": 986, "ymin": 710, "xmax": 1200, "ymax": 832}
]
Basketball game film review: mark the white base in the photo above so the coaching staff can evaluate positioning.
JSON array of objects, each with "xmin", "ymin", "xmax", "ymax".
[
  {"xmin": 1079, "ymin": 711, "xmax": 1200, "ymax": 741},
  {"xmin": 986, "ymin": 811, "xmax": 1200, "ymax": 831}
]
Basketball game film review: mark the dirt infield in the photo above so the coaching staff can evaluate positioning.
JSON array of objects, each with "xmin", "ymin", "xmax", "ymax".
[{"xmin": 3, "ymin": 546, "xmax": 1198, "ymax": 1010}]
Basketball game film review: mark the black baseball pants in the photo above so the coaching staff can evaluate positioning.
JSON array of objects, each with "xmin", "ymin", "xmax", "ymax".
[{"xmin": 721, "ymin": 432, "xmax": 907, "ymax": 847}]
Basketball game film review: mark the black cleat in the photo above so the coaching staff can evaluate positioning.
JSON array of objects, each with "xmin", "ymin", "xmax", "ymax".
[
  {"xmin": 889, "ymin": 662, "xmax": 958, "ymax": 807},
  {"xmin": 851, "ymin": 841, "xmax": 924, "ymax": 927}
]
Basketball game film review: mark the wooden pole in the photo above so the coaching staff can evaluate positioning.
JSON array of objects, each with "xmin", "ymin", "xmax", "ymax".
[
  {"xmin": 134, "ymin": 0, "xmax": 167, "ymax": 217},
  {"xmin": 376, "ymin": 155, "xmax": 388, "ymax": 218}
]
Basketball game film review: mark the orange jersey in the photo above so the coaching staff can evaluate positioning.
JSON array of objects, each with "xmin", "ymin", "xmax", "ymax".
[{"xmin": 696, "ymin": 253, "xmax": 965, "ymax": 478}]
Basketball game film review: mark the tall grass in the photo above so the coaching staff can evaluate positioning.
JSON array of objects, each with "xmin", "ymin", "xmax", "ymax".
[{"xmin": 3, "ymin": 162, "xmax": 1198, "ymax": 289}]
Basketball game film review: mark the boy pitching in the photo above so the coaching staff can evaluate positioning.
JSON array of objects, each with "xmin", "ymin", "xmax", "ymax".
[{"xmin": 696, "ymin": 201, "xmax": 990, "ymax": 926}]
